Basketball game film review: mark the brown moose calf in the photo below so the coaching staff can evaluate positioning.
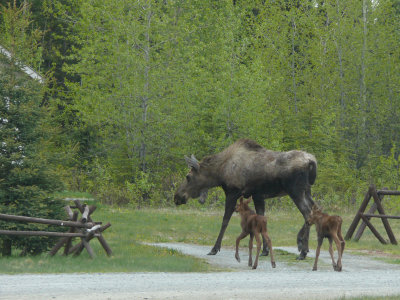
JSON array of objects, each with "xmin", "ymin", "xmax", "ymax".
[
  {"xmin": 307, "ymin": 205, "xmax": 345, "ymax": 271},
  {"xmin": 235, "ymin": 196, "xmax": 276, "ymax": 269}
]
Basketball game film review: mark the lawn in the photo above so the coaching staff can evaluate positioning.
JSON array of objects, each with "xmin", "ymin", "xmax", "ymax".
[{"xmin": 1, "ymin": 201, "xmax": 400, "ymax": 274}]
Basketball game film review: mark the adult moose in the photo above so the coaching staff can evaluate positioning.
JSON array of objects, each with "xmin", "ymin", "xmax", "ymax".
[{"xmin": 174, "ymin": 139, "xmax": 317, "ymax": 259}]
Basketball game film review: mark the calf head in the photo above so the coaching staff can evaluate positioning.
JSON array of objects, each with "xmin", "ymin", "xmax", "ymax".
[
  {"xmin": 174, "ymin": 155, "xmax": 209, "ymax": 205},
  {"xmin": 307, "ymin": 204, "xmax": 323, "ymax": 225},
  {"xmin": 235, "ymin": 196, "xmax": 252, "ymax": 213}
]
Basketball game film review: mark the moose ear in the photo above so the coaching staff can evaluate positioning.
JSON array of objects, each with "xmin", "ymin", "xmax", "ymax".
[
  {"xmin": 239, "ymin": 196, "xmax": 244, "ymax": 204},
  {"xmin": 245, "ymin": 197, "xmax": 252, "ymax": 204},
  {"xmin": 184, "ymin": 155, "xmax": 200, "ymax": 171},
  {"xmin": 313, "ymin": 204, "xmax": 322, "ymax": 212}
]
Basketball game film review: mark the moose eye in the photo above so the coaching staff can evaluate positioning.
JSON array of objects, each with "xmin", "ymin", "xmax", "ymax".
[{"xmin": 186, "ymin": 174, "xmax": 191, "ymax": 182}]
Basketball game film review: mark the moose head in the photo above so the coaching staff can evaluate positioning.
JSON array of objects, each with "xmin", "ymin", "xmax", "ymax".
[{"xmin": 174, "ymin": 155, "xmax": 210, "ymax": 205}]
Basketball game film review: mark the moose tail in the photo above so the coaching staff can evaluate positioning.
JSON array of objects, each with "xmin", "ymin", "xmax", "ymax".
[{"xmin": 308, "ymin": 160, "xmax": 317, "ymax": 185}]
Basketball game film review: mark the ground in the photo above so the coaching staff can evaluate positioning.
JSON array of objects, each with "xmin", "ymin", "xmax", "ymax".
[{"xmin": 1, "ymin": 243, "xmax": 400, "ymax": 300}]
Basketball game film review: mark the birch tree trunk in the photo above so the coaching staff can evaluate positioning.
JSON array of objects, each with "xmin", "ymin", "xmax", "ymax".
[{"xmin": 140, "ymin": 1, "xmax": 153, "ymax": 173}]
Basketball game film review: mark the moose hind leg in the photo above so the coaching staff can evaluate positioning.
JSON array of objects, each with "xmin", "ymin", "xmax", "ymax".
[
  {"xmin": 253, "ymin": 196, "xmax": 269, "ymax": 256},
  {"xmin": 285, "ymin": 185, "xmax": 313, "ymax": 260},
  {"xmin": 296, "ymin": 222, "xmax": 311, "ymax": 260}
]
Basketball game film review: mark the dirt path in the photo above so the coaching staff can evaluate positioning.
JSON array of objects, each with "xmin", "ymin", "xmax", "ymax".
[{"xmin": 1, "ymin": 243, "xmax": 400, "ymax": 300}]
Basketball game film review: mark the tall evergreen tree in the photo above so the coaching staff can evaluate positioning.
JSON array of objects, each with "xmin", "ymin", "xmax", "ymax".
[{"xmin": 0, "ymin": 1, "xmax": 64, "ymax": 256}]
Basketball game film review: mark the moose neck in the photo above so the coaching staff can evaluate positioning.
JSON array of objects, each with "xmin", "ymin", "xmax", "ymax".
[{"xmin": 199, "ymin": 154, "xmax": 223, "ymax": 188}]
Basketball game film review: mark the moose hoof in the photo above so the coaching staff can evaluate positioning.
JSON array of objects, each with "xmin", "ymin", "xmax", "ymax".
[
  {"xmin": 334, "ymin": 265, "xmax": 342, "ymax": 272},
  {"xmin": 296, "ymin": 250, "xmax": 307, "ymax": 260},
  {"xmin": 252, "ymin": 265, "xmax": 258, "ymax": 270},
  {"xmin": 235, "ymin": 254, "xmax": 240, "ymax": 263},
  {"xmin": 271, "ymin": 262, "xmax": 276, "ymax": 268},
  {"xmin": 260, "ymin": 249, "xmax": 269, "ymax": 256},
  {"xmin": 208, "ymin": 247, "xmax": 219, "ymax": 255},
  {"xmin": 312, "ymin": 267, "xmax": 317, "ymax": 271}
]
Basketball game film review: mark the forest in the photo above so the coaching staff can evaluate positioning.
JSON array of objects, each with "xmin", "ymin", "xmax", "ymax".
[{"xmin": 1, "ymin": 0, "xmax": 400, "ymax": 212}]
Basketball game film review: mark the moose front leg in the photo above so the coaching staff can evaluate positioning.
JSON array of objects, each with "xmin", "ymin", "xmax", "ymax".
[{"xmin": 208, "ymin": 192, "xmax": 240, "ymax": 255}]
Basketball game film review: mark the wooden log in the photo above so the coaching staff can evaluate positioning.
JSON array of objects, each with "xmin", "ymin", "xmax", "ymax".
[
  {"xmin": 377, "ymin": 190, "xmax": 400, "ymax": 196},
  {"xmin": 49, "ymin": 211, "xmax": 79, "ymax": 256},
  {"xmin": 81, "ymin": 205, "xmax": 90, "ymax": 223},
  {"xmin": 345, "ymin": 185, "xmax": 373, "ymax": 240},
  {"xmin": 73, "ymin": 200, "xmax": 112, "ymax": 256},
  {"xmin": 370, "ymin": 187, "xmax": 398, "ymax": 245},
  {"xmin": 81, "ymin": 231, "xmax": 96, "ymax": 258},
  {"xmin": 354, "ymin": 203, "xmax": 378, "ymax": 241},
  {"xmin": 0, "ymin": 213, "xmax": 96, "ymax": 229},
  {"xmin": 0, "ymin": 230, "xmax": 98, "ymax": 238},
  {"xmin": 63, "ymin": 211, "xmax": 79, "ymax": 256},
  {"xmin": 64, "ymin": 205, "xmax": 74, "ymax": 220},
  {"xmin": 68, "ymin": 223, "xmax": 112, "ymax": 256},
  {"xmin": 363, "ymin": 214, "xmax": 400, "ymax": 220},
  {"xmin": 360, "ymin": 214, "xmax": 388, "ymax": 244},
  {"xmin": 96, "ymin": 223, "xmax": 113, "ymax": 256}
]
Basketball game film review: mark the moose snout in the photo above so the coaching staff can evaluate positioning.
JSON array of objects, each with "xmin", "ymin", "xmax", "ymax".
[{"xmin": 174, "ymin": 193, "xmax": 188, "ymax": 205}]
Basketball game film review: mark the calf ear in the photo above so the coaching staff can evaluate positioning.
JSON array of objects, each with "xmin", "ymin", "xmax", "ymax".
[
  {"xmin": 245, "ymin": 197, "xmax": 252, "ymax": 204},
  {"xmin": 315, "ymin": 204, "xmax": 323, "ymax": 212},
  {"xmin": 239, "ymin": 196, "xmax": 244, "ymax": 204}
]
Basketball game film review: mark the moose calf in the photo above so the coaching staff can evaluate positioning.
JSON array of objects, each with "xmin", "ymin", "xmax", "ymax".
[
  {"xmin": 235, "ymin": 196, "xmax": 276, "ymax": 269},
  {"xmin": 307, "ymin": 205, "xmax": 345, "ymax": 271}
]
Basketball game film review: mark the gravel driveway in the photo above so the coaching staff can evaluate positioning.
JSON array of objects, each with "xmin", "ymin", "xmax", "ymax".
[{"xmin": 1, "ymin": 243, "xmax": 400, "ymax": 300}]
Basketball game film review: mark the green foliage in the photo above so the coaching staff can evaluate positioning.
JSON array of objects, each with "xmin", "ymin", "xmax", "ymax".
[{"xmin": 2, "ymin": 1, "xmax": 400, "ymax": 210}]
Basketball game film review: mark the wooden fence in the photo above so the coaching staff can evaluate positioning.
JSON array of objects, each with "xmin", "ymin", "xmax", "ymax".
[
  {"xmin": 0, "ymin": 200, "xmax": 112, "ymax": 258},
  {"xmin": 345, "ymin": 185, "xmax": 400, "ymax": 244}
]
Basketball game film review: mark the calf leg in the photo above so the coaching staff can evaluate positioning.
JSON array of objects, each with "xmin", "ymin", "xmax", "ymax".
[
  {"xmin": 328, "ymin": 237, "xmax": 338, "ymax": 269},
  {"xmin": 313, "ymin": 237, "xmax": 323, "ymax": 271},
  {"xmin": 338, "ymin": 224, "xmax": 345, "ymax": 257},
  {"xmin": 332, "ymin": 233, "xmax": 343, "ymax": 272},
  {"xmin": 248, "ymin": 233, "xmax": 254, "ymax": 267},
  {"xmin": 262, "ymin": 231, "xmax": 276, "ymax": 268},
  {"xmin": 235, "ymin": 231, "xmax": 249, "ymax": 263},
  {"xmin": 252, "ymin": 232, "xmax": 262, "ymax": 269}
]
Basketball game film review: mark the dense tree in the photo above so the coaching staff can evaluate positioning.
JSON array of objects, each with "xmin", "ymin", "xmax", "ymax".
[
  {"xmin": 1, "ymin": 0, "xmax": 399, "ymax": 208},
  {"xmin": 0, "ymin": 1, "xmax": 64, "ymax": 256}
]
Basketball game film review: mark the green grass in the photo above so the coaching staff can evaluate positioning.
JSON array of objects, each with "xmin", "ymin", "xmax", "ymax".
[
  {"xmin": 53, "ymin": 190, "xmax": 95, "ymax": 200},
  {"xmin": 1, "ymin": 202, "xmax": 400, "ymax": 273}
]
